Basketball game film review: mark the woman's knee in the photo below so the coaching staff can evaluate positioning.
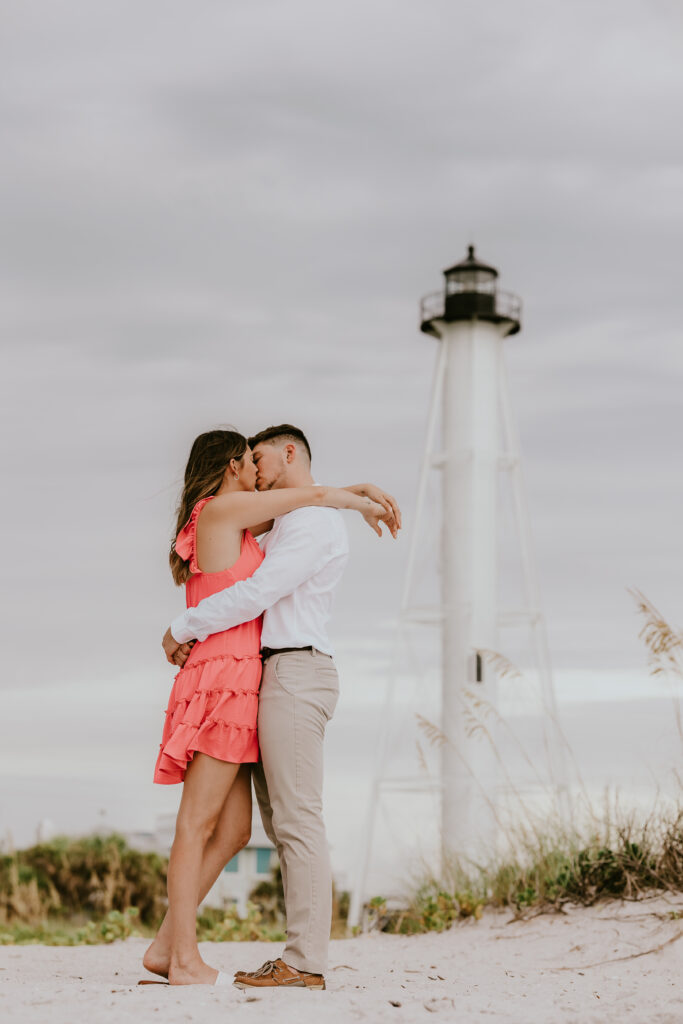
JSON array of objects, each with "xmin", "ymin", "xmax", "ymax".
[
  {"xmin": 211, "ymin": 817, "xmax": 251, "ymax": 858},
  {"xmin": 235, "ymin": 822, "xmax": 251, "ymax": 852},
  {"xmin": 175, "ymin": 810, "xmax": 221, "ymax": 847}
]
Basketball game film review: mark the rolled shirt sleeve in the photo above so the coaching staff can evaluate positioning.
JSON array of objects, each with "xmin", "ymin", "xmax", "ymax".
[{"xmin": 171, "ymin": 517, "xmax": 333, "ymax": 644}]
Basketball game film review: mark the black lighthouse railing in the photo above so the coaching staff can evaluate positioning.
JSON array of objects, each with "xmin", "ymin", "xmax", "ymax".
[{"xmin": 420, "ymin": 288, "xmax": 522, "ymax": 336}]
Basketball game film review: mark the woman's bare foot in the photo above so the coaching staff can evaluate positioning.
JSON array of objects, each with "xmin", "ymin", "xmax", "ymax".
[
  {"xmin": 168, "ymin": 956, "xmax": 219, "ymax": 986},
  {"xmin": 142, "ymin": 939, "xmax": 170, "ymax": 979}
]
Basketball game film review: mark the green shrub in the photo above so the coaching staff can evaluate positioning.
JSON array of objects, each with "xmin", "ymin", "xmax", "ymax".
[
  {"xmin": 196, "ymin": 902, "xmax": 285, "ymax": 943},
  {"xmin": 0, "ymin": 835, "xmax": 167, "ymax": 927},
  {"xmin": 0, "ymin": 907, "xmax": 142, "ymax": 946}
]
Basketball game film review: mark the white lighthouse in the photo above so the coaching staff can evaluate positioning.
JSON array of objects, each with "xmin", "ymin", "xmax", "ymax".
[
  {"xmin": 348, "ymin": 247, "xmax": 566, "ymax": 928},
  {"xmin": 422, "ymin": 246, "xmax": 521, "ymax": 852}
]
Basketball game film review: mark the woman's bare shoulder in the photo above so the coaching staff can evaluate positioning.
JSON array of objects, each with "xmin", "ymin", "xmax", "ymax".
[
  {"xmin": 200, "ymin": 492, "xmax": 243, "ymax": 519},
  {"xmin": 201, "ymin": 491, "xmax": 266, "ymax": 520}
]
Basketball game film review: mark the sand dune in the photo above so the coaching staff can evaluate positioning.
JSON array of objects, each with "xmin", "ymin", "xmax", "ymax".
[{"xmin": 1, "ymin": 896, "xmax": 682, "ymax": 1023}]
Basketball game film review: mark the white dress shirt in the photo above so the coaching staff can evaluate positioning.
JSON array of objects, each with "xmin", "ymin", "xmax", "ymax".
[{"xmin": 170, "ymin": 506, "xmax": 350, "ymax": 657}]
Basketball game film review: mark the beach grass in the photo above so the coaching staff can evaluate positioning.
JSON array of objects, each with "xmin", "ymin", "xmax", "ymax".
[
  {"xmin": 360, "ymin": 588, "xmax": 683, "ymax": 936},
  {"xmin": 4, "ymin": 805, "xmax": 683, "ymax": 944},
  {"xmin": 365, "ymin": 805, "xmax": 683, "ymax": 935}
]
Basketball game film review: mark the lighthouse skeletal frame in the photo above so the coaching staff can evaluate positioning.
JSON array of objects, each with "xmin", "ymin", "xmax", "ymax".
[{"xmin": 347, "ymin": 247, "xmax": 567, "ymax": 928}]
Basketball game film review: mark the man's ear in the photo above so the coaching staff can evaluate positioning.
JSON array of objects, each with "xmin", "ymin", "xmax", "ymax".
[{"xmin": 284, "ymin": 443, "xmax": 296, "ymax": 463}]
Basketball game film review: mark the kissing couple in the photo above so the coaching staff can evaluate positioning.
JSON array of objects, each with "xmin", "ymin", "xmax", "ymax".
[{"xmin": 141, "ymin": 424, "xmax": 400, "ymax": 990}]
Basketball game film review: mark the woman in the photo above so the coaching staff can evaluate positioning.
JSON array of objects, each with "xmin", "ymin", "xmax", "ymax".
[{"xmin": 142, "ymin": 429, "xmax": 390, "ymax": 986}]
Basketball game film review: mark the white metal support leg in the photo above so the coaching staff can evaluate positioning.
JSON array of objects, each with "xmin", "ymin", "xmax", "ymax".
[
  {"xmin": 498, "ymin": 357, "xmax": 571, "ymax": 814},
  {"xmin": 347, "ymin": 342, "xmax": 447, "ymax": 930}
]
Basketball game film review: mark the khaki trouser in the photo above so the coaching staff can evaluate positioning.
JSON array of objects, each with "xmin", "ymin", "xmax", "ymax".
[{"xmin": 252, "ymin": 648, "xmax": 339, "ymax": 975}]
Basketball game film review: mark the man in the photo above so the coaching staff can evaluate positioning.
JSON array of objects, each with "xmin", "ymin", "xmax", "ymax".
[{"xmin": 162, "ymin": 424, "xmax": 400, "ymax": 990}]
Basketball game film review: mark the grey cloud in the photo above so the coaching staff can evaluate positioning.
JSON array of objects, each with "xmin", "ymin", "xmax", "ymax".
[{"xmin": 2, "ymin": 0, "xmax": 683, "ymax": 696}]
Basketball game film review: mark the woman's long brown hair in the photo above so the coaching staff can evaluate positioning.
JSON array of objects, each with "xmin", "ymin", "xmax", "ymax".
[{"xmin": 170, "ymin": 429, "xmax": 247, "ymax": 585}]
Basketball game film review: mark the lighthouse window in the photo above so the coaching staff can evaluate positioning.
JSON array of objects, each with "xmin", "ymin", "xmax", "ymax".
[
  {"xmin": 446, "ymin": 271, "xmax": 496, "ymax": 294},
  {"xmin": 469, "ymin": 651, "xmax": 484, "ymax": 682}
]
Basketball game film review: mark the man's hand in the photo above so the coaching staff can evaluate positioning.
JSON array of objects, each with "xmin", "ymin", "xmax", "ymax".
[{"xmin": 162, "ymin": 627, "xmax": 194, "ymax": 667}]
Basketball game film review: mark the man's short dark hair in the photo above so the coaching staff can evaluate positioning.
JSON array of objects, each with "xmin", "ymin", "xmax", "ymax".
[{"xmin": 248, "ymin": 424, "xmax": 312, "ymax": 462}]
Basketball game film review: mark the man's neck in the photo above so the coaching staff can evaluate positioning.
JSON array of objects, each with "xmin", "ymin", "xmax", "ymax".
[{"xmin": 275, "ymin": 468, "xmax": 315, "ymax": 489}]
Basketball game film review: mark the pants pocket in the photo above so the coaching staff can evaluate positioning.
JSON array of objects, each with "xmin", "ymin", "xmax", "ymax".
[
  {"xmin": 271, "ymin": 651, "xmax": 307, "ymax": 696},
  {"xmin": 323, "ymin": 687, "xmax": 339, "ymax": 722},
  {"xmin": 316, "ymin": 660, "xmax": 340, "ymax": 721}
]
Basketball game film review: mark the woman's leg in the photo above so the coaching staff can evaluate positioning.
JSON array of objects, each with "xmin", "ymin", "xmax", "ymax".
[
  {"xmin": 165, "ymin": 753, "xmax": 243, "ymax": 985},
  {"xmin": 143, "ymin": 764, "xmax": 252, "ymax": 978}
]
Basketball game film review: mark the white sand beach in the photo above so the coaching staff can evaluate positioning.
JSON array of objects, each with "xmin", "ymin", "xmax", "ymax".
[{"xmin": 2, "ymin": 896, "xmax": 682, "ymax": 1024}]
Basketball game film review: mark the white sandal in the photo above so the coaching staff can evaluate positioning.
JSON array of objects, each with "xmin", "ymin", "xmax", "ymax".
[{"xmin": 138, "ymin": 970, "xmax": 231, "ymax": 986}]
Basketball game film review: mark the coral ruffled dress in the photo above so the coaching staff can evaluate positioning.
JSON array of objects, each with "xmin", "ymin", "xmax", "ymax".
[{"xmin": 154, "ymin": 497, "xmax": 265, "ymax": 784}]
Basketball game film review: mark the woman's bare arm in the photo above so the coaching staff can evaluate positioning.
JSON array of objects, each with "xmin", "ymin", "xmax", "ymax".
[
  {"xmin": 248, "ymin": 484, "xmax": 401, "ymax": 538},
  {"xmin": 203, "ymin": 486, "xmax": 392, "ymax": 535}
]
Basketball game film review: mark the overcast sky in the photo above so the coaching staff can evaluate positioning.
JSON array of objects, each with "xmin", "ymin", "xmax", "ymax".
[{"xmin": 2, "ymin": 0, "xmax": 682, "ymax": 711}]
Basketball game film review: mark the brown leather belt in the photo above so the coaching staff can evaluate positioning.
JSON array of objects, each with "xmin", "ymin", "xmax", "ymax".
[{"xmin": 260, "ymin": 646, "xmax": 313, "ymax": 660}]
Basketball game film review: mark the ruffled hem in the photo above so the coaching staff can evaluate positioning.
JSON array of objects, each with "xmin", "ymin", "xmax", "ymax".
[
  {"xmin": 154, "ymin": 720, "xmax": 259, "ymax": 784},
  {"xmin": 153, "ymin": 649, "xmax": 262, "ymax": 785}
]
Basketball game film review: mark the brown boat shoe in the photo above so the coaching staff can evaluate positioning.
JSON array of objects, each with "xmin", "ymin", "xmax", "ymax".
[{"xmin": 233, "ymin": 958, "xmax": 326, "ymax": 990}]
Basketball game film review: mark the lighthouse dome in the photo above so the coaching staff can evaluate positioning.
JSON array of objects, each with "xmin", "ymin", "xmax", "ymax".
[{"xmin": 444, "ymin": 245, "xmax": 497, "ymax": 294}]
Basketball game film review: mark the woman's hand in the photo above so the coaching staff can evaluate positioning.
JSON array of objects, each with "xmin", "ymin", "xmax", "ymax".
[
  {"xmin": 359, "ymin": 484, "xmax": 402, "ymax": 531},
  {"xmin": 344, "ymin": 483, "xmax": 402, "ymax": 531},
  {"xmin": 361, "ymin": 497, "xmax": 399, "ymax": 538}
]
